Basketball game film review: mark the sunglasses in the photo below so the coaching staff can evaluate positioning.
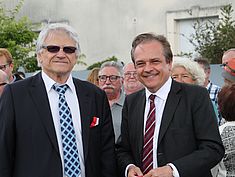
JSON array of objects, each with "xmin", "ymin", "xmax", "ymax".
[{"xmin": 42, "ymin": 45, "xmax": 77, "ymax": 54}]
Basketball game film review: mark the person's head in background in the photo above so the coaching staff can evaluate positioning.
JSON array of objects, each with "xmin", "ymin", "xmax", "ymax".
[
  {"xmin": 123, "ymin": 62, "xmax": 143, "ymax": 95},
  {"xmin": 0, "ymin": 48, "xmax": 14, "ymax": 82},
  {"xmin": 87, "ymin": 67, "xmax": 100, "ymax": 86},
  {"xmin": 171, "ymin": 57, "xmax": 205, "ymax": 86},
  {"xmin": 221, "ymin": 48, "xmax": 235, "ymax": 86},
  {"xmin": 0, "ymin": 69, "xmax": 9, "ymax": 96},
  {"xmin": 218, "ymin": 84, "xmax": 235, "ymax": 122},
  {"xmin": 98, "ymin": 61, "xmax": 124, "ymax": 105},
  {"xmin": 194, "ymin": 57, "xmax": 211, "ymax": 87}
]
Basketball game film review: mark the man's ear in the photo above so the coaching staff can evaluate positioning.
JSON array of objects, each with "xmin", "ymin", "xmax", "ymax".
[{"xmin": 37, "ymin": 54, "xmax": 43, "ymax": 67}]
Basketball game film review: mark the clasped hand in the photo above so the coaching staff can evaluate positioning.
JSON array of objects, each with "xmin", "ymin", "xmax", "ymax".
[{"xmin": 128, "ymin": 165, "xmax": 173, "ymax": 177}]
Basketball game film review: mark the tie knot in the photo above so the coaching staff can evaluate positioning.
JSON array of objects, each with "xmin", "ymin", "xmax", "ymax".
[
  {"xmin": 149, "ymin": 94, "xmax": 156, "ymax": 102},
  {"xmin": 53, "ymin": 84, "xmax": 68, "ymax": 95}
]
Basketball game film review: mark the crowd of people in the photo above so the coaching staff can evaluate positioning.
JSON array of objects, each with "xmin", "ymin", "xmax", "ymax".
[{"xmin": 0, "ymin": 23, "xmax": 234, "ymax": 177}]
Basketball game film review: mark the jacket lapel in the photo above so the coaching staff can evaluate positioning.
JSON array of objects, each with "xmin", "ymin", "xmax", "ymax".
[
  {"xmin": 73, "ymin": 79, "xmax": 91, "ymax": 161},
  {"xmin": 29, "ymin": 73, "xmax": 60, "ymax": 155},
  {"xmin": 158, "ymin": 81, "xmax": 181, "ymax": 145},
  {"xmin": 134, "ymin": 90, "xmax": 146, "ymax": 165}
]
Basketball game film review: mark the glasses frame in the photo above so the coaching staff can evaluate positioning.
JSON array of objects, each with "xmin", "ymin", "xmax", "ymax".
[
  {"xmin": 98, "ymin": 75, "xmax": 121, "ymax": 82},
  {"xmin": 124, "ymin": 71, "xmax": 138, "ymax": 78},
  {"xmin": 0, "ymin": 82, "xmax": 7, "ymax": 86},
  {"xmin": 42, "ymin": 45, "xmax": 77, "ymax": 54},
  {"xmin": 0, "ymin": 63, "xmax": 10, "ymax": 71}
]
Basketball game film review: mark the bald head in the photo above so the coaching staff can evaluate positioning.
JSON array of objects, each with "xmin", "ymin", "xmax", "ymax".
[{"xmin": 222, "ymin": 48, "xmax": 235, "ymax": 63}]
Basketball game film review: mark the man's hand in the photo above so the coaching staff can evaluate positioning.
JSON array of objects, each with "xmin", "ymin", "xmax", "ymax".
[
  {"xmin": 128, "ymin": 165, "xmax": 144, "ymax": 177},
  {"xmin": 143, "ymin": 165, "xmax": 173, "ymax": 177}
]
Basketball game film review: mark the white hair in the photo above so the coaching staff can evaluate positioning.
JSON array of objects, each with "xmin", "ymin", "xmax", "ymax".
[
  {"xmin": 36, "ymin": 23, "xmax": 81, "ymax": 57},
  {"xmin": 172, "ymin": 57, "xmax": 206, "ymax": 86}
]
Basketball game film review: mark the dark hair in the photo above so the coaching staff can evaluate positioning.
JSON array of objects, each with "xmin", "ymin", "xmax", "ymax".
[
  {"xmin": 131, "ymin": 33, "xmax": 173, "ymax": 64},
  {"xmin": 194, "ymin": 57, "xmax": 210, "ymax": 70},
  {"xmin": 218, "ymin": 84, "xmax": 235, "ymax": 121}
]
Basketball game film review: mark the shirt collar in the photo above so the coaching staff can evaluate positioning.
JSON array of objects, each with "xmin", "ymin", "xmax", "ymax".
[
  {"xmin": 41, "ymin": 71, "xmax": 75, "ymax": 93},
  {"xmin": 145, "ymin": 77, "xmax": 172, "ymax": 101}
]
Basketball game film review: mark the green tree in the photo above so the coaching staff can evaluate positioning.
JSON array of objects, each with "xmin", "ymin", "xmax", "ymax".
[
  {"xmin": 0, "ymin": 0, "xmax": 39, "ymax": 72},
  {"xmin": 191, "ymin": 4, "xmax": 235, "ymax": 64},
  {"xmin": 87, "ymin": 56, "xmax": 118, "ymax": 70}
]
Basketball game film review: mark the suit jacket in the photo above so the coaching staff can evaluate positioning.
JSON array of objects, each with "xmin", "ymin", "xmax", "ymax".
[
  {"xmin": 116, "ymin": 80, "xmax": 224, "ymax": 177},
  {"xmin": 0, "ymin": 72, "xmax": 117, "ymax": 177}
]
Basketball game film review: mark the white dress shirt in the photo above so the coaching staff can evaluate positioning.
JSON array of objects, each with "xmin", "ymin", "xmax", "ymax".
[
  {"xmin": 144, "ymin": 77, "xmax": 179, "ymax": 177},
  {"xmin": 126, "ymin": 77, "xmax": 179, "ymax": 177},
  {"xmin": 41, "ymin": 71, "xmax": 85, "ymax": 177}
]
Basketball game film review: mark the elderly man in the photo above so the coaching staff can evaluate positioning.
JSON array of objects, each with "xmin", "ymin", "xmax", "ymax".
[
  {"xmin": 123, "ymin": 62, "xmax": 143, "ymax": 95},
  {"xmin": 194, "ymin": 57, "xmax": 222, "ymax": 125},
  {"xmin": 98, "ymin": 61, "xmax": 125, "ymax": 142},
  {"xmin": 221, "ymin": 48, "xmax": 235, "ymax": 85},
  {"xmin": 0, "ymin": 23, "xmax": 117, "ymax": 177},
  {"xmin": 0, "ymin": 48, "xmax": 23, "ymax": 83},
  {"xmin": 0, "ymin": 69, "xmax": 9, "ymax": 96}
]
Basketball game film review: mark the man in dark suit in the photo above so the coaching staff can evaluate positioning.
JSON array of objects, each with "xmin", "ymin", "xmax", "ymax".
[
  {"xmin": 0, "ymin": 23, "xmax": 117, "ymax": 177},
  {"xmin": 116, "ymin": 33, "xmax": 224, "ymax": 177}
]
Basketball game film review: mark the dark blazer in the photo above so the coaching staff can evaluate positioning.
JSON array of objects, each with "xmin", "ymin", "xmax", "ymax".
[
  {"xmin": 0, "ymin": 72, "xmax": 117, "ymax": 177},
  {"xmin": 116, "ymin": 80, "xmax": 224, "ymax": 177}
]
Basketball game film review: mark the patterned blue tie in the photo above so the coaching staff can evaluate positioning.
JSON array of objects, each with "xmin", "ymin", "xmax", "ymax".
[{"xmin": 53, "ymin": 84, "xmax": 81, "ymax": 177}]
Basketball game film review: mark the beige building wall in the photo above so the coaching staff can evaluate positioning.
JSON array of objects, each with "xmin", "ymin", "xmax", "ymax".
[{"xmin": 3, "ymin": 0, "xmax": 235, "ymax": 69}]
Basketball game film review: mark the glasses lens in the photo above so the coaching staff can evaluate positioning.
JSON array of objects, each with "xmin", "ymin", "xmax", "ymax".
[
  {"xmin": 110, "ymin": 76, "xmax": 119, "ymax": 82},
  {"xmin": 124, "ymin": 72, "xmax": 137, "ymax": 78},
  {"xmin": 0, "ymin": 64, "xmax": 8, "ymax": 71},
  {"xmin": 46, "ymin": 46, "xmax": 60, "ymax": 53},
  {"xmin": 63, "ymin": 46, "xmax": 77, "ymax": 54},
  {"xmin": 98, "ymin": 75, "xmax": 107, "ymax": 82}
]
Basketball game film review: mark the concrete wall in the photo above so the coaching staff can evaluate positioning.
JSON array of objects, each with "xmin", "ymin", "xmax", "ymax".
[{"xmin": 3, "ymin": 0, "xmax": 235, "ymax": 70}]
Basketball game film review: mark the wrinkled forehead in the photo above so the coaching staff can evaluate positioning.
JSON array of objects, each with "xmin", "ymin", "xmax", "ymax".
[
  {"xmin": 124, "ymin": 63, "xmax": 136, "ymax": 72},
  {"xmin": 44, "ymin": 30, "xmax": 75, "ymax": 43}
]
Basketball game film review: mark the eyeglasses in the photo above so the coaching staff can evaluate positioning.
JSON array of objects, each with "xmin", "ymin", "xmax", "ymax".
[
  {"xmin": 221, "ymin": 61, "xmax": 235, "ymax": 73},
  {"xmin": 0, "ymin": 82, "xmax": 7, "ymax": 86},
  {"xmin": 98, "ymin": 75, "xmax": 121, "ymax": 82},
  {"xmin": 124, "ymin": 72, "xmax": 137, "ymax": 78},
  {"xmin": 42, "ymin": 45, "xmax": 77, "ymax": 54},
  {"xmin": 0, "ymin": 63, "xmax": 10, "ymax": 71}
]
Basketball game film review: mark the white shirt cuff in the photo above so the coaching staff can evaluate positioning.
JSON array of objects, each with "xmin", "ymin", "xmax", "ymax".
[
  {"xmin": 167, "ymin": 163, "xmax": 180, "ymax": 177},
  {"xmin": 125, "ymin": 164, "xmax": 136, "ymax": 177}
]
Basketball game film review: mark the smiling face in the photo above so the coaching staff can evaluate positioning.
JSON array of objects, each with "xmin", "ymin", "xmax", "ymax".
[
  {"xmin": 133, "ymin": 41, "xmax": 172, "ymax": 93},
  {"xmin": 37, "ymin": 30, "xmax": 77, "ymax": 83},
  {"xmin": 123, "ymin": 63, "xmax": 143, "ymax": 94},
  {"xmin": 171, "ymin": 66, "xmax": 195, "ymax": 84}
]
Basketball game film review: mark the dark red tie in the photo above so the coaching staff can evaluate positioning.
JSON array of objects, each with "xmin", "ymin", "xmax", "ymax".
[{"xmin": 142, "ymin": 94, "xmax": 156, "ymax": 174}]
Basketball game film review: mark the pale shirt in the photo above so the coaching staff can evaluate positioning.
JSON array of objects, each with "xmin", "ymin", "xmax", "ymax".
[
  {"xmin": 42, "ymin": 71, "xmax": 85, "ymax": 177},
  {"xmin": 125, "ymin": 77, "xmax": 179, "ymax": 177}
]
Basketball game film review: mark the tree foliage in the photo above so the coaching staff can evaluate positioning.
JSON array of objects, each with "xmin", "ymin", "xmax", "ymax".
[
  {"xmin": 0, "ymin": 0, "xmax": 39, "ymax": 72},
  {"xmin": 191, "ymin": 4, "xmax": 235, "ymax": 64},
  {"xmin": 86, "ymin": 56, "xmax": 118, "ymax": 70}
]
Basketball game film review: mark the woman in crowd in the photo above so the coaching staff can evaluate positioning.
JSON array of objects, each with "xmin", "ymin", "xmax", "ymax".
[
  {"xmin": 212, "ymin": 84, "xmax": 235, "ymax": 177},
  {"xmin": 171, "ymin": 57, "xmax": 205, "ymax": 86},
  {"xmin": 87, "ymin": 67, "xmax": 100, "ymax": 86},
  {"xmin": 171, "ymin": 57, "xmax": 220, "ymax": 122}
]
